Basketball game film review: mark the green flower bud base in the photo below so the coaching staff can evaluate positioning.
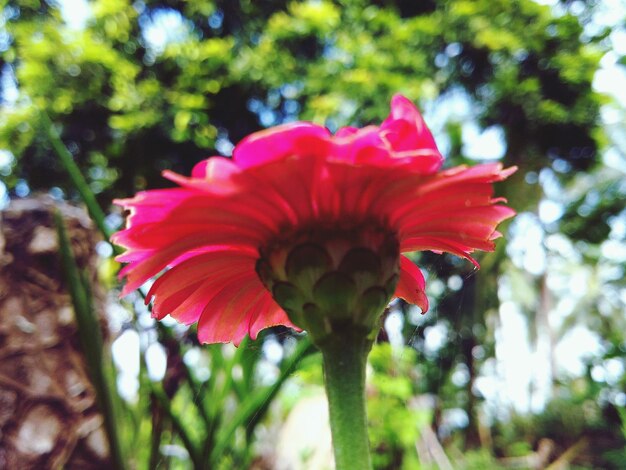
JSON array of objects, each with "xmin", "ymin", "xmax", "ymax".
[
  {"xmin": 256, "ymin": 224, "xmax": 400, "ymax": 343},
  {"xmin": 256, "ymin": 225, "xmax": 400, "ymax": 470}
]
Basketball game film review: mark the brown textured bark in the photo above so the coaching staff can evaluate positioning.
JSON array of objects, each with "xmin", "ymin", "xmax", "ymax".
[{"xmin": 0, "ymin": 197, "xmax": 112, "ymax": 469}]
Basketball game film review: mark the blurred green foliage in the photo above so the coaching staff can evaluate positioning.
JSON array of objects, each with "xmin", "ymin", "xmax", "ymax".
[{"xmin": 368, "ymin": 344, "xmax": 431, "ymax": 470}]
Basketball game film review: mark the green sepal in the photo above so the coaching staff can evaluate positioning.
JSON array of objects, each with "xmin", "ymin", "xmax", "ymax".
[{"xmin": 313, "ymin": 271, "xmax": 358, "ymax": 317}]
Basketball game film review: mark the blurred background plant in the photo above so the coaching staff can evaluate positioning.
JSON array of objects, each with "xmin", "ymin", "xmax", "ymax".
[{"xmin": 0, "ymin": 0, "xmax": 624, "ymax": 468}]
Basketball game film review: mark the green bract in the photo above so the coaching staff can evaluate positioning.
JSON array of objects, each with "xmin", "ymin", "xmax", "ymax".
[{"xmin": 256, "ymin": 226, "xmax": 400, "ymax": 342}]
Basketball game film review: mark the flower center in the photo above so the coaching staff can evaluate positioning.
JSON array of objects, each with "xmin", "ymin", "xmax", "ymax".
[{"xmin": 256, "ymin": 224, "xmax": 400, "ymax": 341}]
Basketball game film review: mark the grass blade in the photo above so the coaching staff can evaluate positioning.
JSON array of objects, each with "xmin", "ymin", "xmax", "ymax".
[
  {"xmin": 55, "ymin": 212, "xmax": 126, "ymax": 469},
  {"xmin": 44, "ymin": 112, "xmax": 110, "ymax": 239},
  {"xmin": 151, "ymin": 383, "xmax": 203, "ymax": 469}
]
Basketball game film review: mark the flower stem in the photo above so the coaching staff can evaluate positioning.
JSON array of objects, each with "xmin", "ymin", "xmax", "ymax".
[{"xmin": 318, "ymin": 329, "xmax": 373, "ymax": 470}]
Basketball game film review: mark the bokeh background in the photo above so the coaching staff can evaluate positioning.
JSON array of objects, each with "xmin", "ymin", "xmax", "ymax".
[{"xmin": 0, "ymin": 0, "xmax": 625, "ymax": 468}]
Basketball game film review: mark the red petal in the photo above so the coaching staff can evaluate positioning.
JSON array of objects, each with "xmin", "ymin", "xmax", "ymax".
[
  {"xmin": 151, "ymin": 282, "xmax": 203, "ymax": 320},
  {"xmin": 394, "ymin": 256, "xmax": 429, "ymax": 313},
  {"xmin": 401, "ymin": 236, "xmax": 481, "ymax": 268},
  {"xmin": 116, "ymin": 236, "xmax": 257, "ymax": 296},
  {"xmin": 400, "ymin": 206, "xmax": 517, "ymax": 241},
  {"xmin": 248, "ymin": 156, "xmax": 319, "ymax": 224},
  {"xmin": 233, "ymin": 122, "xmax": 331, "ymax": 169},
  {"xmin": 169, "ymin": 271, "xmax": 256, "ymax": 325},
  {"xmin": 147, "ymin": 250, "xmax": 256, "ymax": 305},
  {"xmin": 113, "ymin": 189, "xmax": 195, "ymax": 227},
  {"xmin": 190, "ymin": 156, "xmax": 240, "ymax": 180},
  {"xmin": 333, "ymin": 125, "xmax": 387, "ymax": 165},
  {"xmin": 379, "ymin": 94, "xmax": 443, "ymax": 173},
  {"xmin": 247, "ymin": 294, "xmax": 299, "ymax": 340},
  {"xmin": 196, "ymin": 276, "xmax": 267, "ymax": 344}
]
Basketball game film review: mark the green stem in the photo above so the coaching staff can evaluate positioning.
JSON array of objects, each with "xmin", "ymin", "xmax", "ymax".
[{"xmin": 318, "ymin": 330, "xmax": 373, "ymax": 470}]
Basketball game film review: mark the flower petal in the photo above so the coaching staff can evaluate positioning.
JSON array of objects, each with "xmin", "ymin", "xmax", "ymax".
[
  {"xmin": 379, "ymin": 94, "xmax": 443, "ymax": 173},
  {"xmin": 394, "ymin": 256, "xmax": 429, "ymax": 313},
  {"xmin": 196, "ymin": 276, "xmax": 267, "ymax": 344},
  {"xmin": 147, "ymin": 249, "xmax": 257, "ymax": 317},
  {"xmin": 247, "ymin": 294, "xmax": 299, "ymax": 340},
  {"xmin": 115, "ymin": 234, "xmax": 257, "ymax": 296},
  {"xmin": 169, "ymin": 271, "xmax": 255, "ymax": 325},
  {"xmin": 401, "ymin": 236, "xmax": 481, "ymax": 268},
  {"xmin": 333, "ymin": 126, "xmax": 388, "ymax": 165},
  {"xmin": 233, "ymin": 122, "xmax": 331, "ymax": 169},
  {"xmin": 113, "ymin": 189, "xmax": 195, "ymax": 227}
]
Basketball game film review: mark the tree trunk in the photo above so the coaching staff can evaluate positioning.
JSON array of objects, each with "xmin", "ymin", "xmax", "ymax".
[{"xmin": 0, "ymin": 197, "xmax": 112, "ymax": 469}]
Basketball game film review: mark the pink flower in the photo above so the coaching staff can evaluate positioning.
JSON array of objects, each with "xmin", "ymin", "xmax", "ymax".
[{"xmin": 112, "ymin": 95, "xmax": 515, "ymax": 345}]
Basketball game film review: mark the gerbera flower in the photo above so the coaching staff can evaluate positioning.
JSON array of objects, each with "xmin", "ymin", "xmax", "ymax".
[{"xmin": 112, "ymin": 95, "xmax": 515, "ymax": 346}]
